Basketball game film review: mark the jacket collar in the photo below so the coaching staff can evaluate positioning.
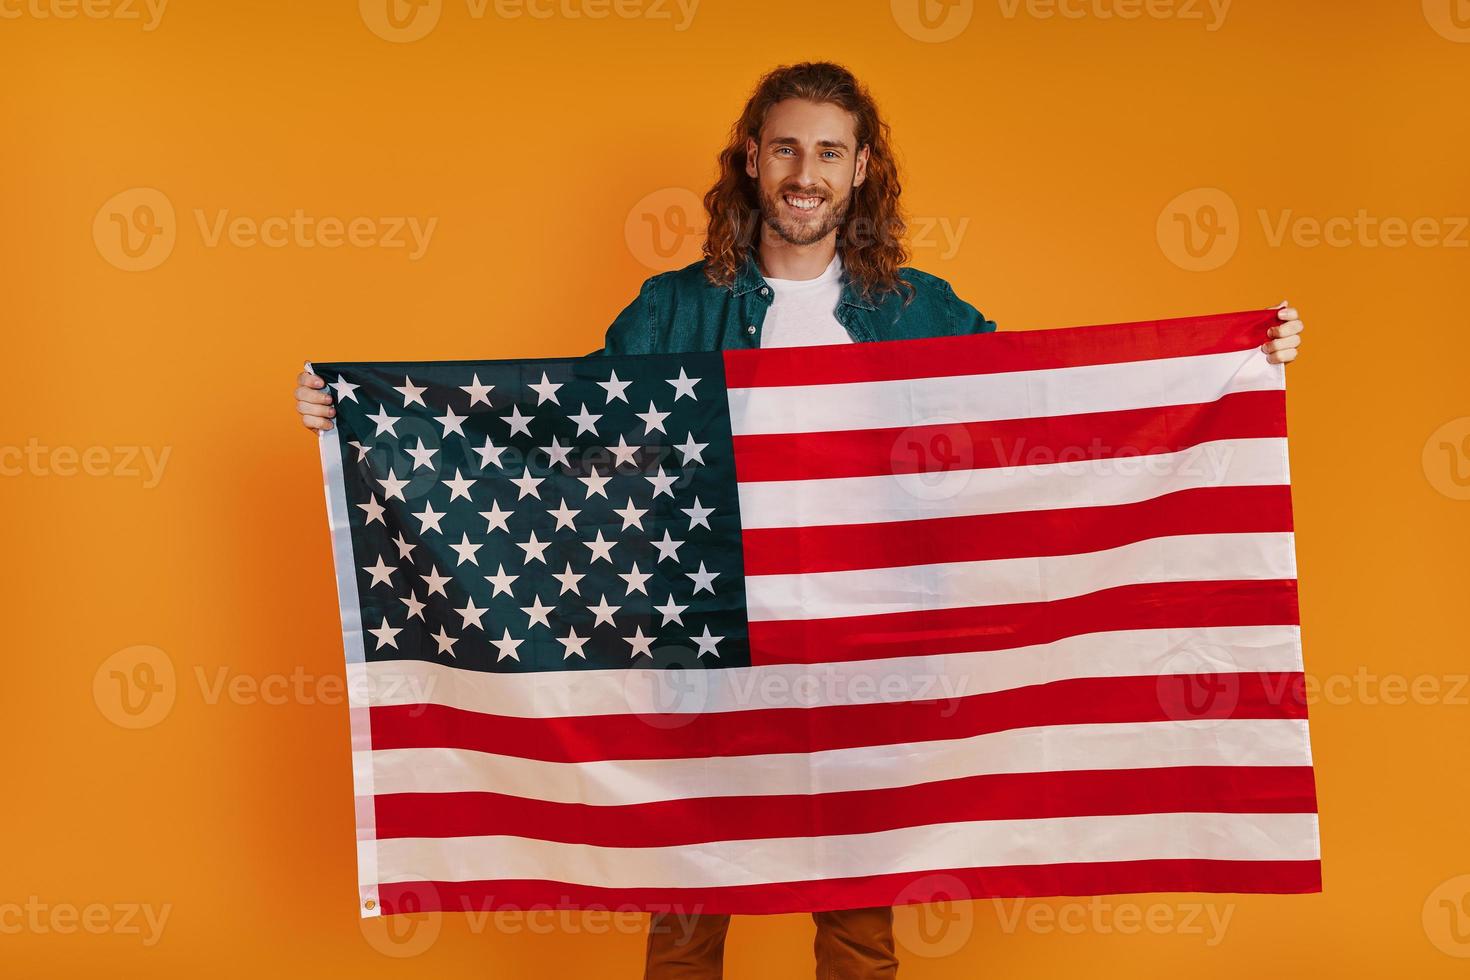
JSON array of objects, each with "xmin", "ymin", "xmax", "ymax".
[{"xmin": 731, "ymin": 251, "xmax": 879, "ymax": 312}]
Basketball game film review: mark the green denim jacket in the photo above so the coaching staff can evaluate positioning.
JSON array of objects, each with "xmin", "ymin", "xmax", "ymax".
[{"xmin": 594, "ymin": 252, "xmax": 996, "ymax": 355}]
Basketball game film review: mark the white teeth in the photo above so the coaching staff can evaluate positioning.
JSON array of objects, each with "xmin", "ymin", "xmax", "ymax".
[{"xmin": 784, "ymin": 194, "xmax": 821, "ymax": 211}]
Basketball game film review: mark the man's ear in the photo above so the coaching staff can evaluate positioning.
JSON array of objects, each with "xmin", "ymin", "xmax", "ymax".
[
  {"xmin": 854, "ymin": 144, "xmax": 870, "ymax": 188},
  {"xmin": 745, "ymin": 136, "xmax": 760, "ymax": 180}
]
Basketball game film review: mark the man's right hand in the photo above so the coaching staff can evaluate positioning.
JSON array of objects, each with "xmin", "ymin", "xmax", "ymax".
[{"xmin": 295, "ymin": 362, "xmax": 336, "ymax": 431}]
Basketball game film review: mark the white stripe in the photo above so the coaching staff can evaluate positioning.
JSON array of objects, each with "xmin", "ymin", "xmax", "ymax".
[
  {"xmin": 728, "ymin": 346, "xmax": 1280, "ymax": 436},
  {"xmin": 369, "ymin": 718, "xmax": 1313, "ymax": 804},
  {"xmin": 373, "ymin": 811, "xmax": 1320, "ymax": 889},
  {"xmin": 737, "ymin": 437, "xmax": 1286, "ymax": 530},
  {"xmin": 315, "ymin": 413, "xmax": 381, "ymax": 918},
  {"xmin": 354, "ymin": 625, "xmax": 1302, "ymax": 717},
  {"xmin": 745, "ymin": 531, "xmax": 1295, "ymax": 623}
]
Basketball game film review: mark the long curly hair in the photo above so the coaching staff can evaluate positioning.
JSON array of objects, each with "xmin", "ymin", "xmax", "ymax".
[{"xmin": 702, "ymin": 62, "xmax": 912, "ymax": 304}]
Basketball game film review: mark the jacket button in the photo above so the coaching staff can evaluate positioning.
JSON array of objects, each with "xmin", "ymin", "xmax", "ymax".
[
  {"xmin": 746, "ymin": 325, "xmax": 757, "ymax": 335},
  {"xmin": 759, "ymin": 287, "xmax": 769, "ymax": 297}
]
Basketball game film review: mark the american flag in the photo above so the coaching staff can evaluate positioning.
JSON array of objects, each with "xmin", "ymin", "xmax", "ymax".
[{"xmin": 312, "ymin": 307, "xmax": 1320, "ymax": 919}]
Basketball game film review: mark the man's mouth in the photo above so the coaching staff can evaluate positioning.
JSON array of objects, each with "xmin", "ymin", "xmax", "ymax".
[{"xmin": 782, "ymin": 193, "xmax": 825, "ymax": 213}]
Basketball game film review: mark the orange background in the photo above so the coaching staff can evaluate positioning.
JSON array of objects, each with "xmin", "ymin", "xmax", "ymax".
[{"xmin": 3, "ymin": 0, "xmax": 1469, "ymax": 976}]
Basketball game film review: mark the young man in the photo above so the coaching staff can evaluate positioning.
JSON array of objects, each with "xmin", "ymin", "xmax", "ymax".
[{"xmin": 295, "ymin": 61, "xmax": 1305, "ymax": 980}]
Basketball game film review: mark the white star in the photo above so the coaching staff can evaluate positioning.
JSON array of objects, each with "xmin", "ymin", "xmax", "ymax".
[
  {"xmin": 587, "ymin": 594, "xmax": 621, "ymax": 626},
  {"xmin": 368, "ymin": 618, "xmax": 402, "ymax": 650},
  {"xmin": 624, "ymin": 625, "xmax": 654, "ymax": 658},
  {"xmin": 379, "ymin": 471, "xmax": 409, "ymax": 502},
  {"xmin": 362, "ymin": 555, "xmax": 395, "ymax": 587},
  {"xmin": 348, "ymin": 440, "xmax": 371, "ymax": 461},
  {"xmin": 330, "ymin": 377, "xmax": 360, "ymax": 402},
  {"xmin": 455, "ymin": 596, "xmax": 488, "ymax": 630},
  {"xmin": 686, "ymin": 561, "xmax": 719, "ymax": 595},
  {"xmin": 682, "ymin": 497, "xmax": 714, "ymax": 530},
  {"xmin": 449, "ymin": 532, "xmax": 482, "ymax": 566},
  {"xmin": 667, "ymin": 367, "xmax": 700, "ymax": 401},
  {"xmin": 557, "ymin": 627, "xmax": 589, "ymax": 659},
  {"xmin": 693, "ymin": 624, "xmax": 723, "ymax": 658},
  {"xmin": 584, "ymin": 530, "xmax": 616, "ymax": 564},
  {"xmin": 479, "ymin": 500, "xmax": 513, "ymax": 533},
  {"xmin": 437, "ymin": 406, "xmax": 468, "ymax": 438},
  {"xmin": 420, "ymin": 564, "xmax": 451, "ymax": 597},
  {"xmin": 392, "ymin": 532, "xmax": 416, "ymax": 559},
  {"xmin": 654, "ymin": 595, "xmax": 687, "ymax": 626},
  {"xmin": 553, "ymin": 562, "xmax": 585, "ymax": 596},
  {"xmin": 400, "ymin": 590, "xmax": 426, "ymax": 620},
  {"xmin": 460, "ymin": 373, "xmax": 494, "ymax": 406},
  {"xmin": 502, "ymin": 405, "xmax": 534, "ymax": 438},
  {"xmin": 541, "ymin": 437, "xmax": 574, "ymax": 468},
  {"xmin": 547, "ymin": 499, "xmax": 581, "ymax": 531},
  {"xmin": 598, "ymin": 369, "xmax": 632, "ymax": 404},
  {"xmin": 613, "ymin": 499, "xmax": 648, "ymax": 531},
  {"xmin": 529, "ymin": 371, "xmax": 563, "ymax": 406},
  {"xmin": 491, "ymin": 628, "xmax": 523, "ymax": 662},
  {"xmin": 569, "ymin": 403, "xmax": 602, "ymax": 436},
  {"xmin": 651, "ymin": 530, "xmax": 684, "ymax": 563},
  {"xmin": 431, "ymin": 625, "xmax": 457, "ymax": 657},
  {"xmin": 367, "ymin": 405, "xmax": 399, "ymax": 437},
  {"xmin": 443, "ymin": 469, "xmax": 475, "ymax": 502},
  {"xmin": 636, "ymin": 401, "xmax": 670, "ymax": 435},
  {"xmin": 608, "ymin": 435, "xmax": 640, "ymax": 468},
  {"xmin": 520, "ymin": 595, "xmax": 554, "ymax": 628},
  {"xmin": 414, "ymin": 502, "xmax": 445, "ymax": 534},
  {"xmin": 394, "ymin": 375, "xmax": 427, "ymax": 407},
  {"xmin": 673, "ymin": 433, "xmax": 708, "ymax": 465},
  {"xmin": 619, "ymin": 562, "xmax": 651, "ymax": 595},
  {"xmin": 485, "ymin": 563, "xmax": 518, "ymax": 597},
  {"xmin": 579, "ymin": 469, "xmax": 611, "ymax": 499},
  {"xmin": 511, "ymin": 471, "xmax": 544, "ymax": 500},
  {"xmin": 645, "ymin": 470, "xmax": 678, "ymax": 498},
  {"xmin": 474, "ymin": 436, "xmax": 506, "ymax": 469},
  {"xmin": 357, "ymin": 496, "xmax": 386, "ymax": 525},
  {"xmin": 516, "ymin": 531, "xmax": 551, "ymax": 564},
  {"xmin": 405, "ymin": 440, "xmax": 437, "ymax": 470}
]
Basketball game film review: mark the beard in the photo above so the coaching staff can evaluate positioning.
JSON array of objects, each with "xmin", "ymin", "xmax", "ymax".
[{"xmin": 756, "ymin": 181, "xmax": 853, "ymax": 247}]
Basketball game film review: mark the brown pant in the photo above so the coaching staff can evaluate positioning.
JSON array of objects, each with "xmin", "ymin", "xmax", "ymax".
[{"xmin": 644, "ymin": 907, "xmax": 897, "ymax": 980}]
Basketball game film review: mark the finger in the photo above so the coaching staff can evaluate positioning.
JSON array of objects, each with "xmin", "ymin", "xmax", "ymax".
[
  {"xmin": 297, "ymin": 370, "xmax": 326, "ymax": 388},
  {"xmin": 1263, "ymin": 334, "xmax": 1302, "ymax": 354},
  {"xmin": 297, "ymin": 399, "xmax": 336, "ymax": 419},
  {"xmin": 1274, "ymin": 300, "xmax": 1289, "ymax": 310},
  {"xmin": 1276, "ymin": 306, "xmax": 1299, "ymax": 321},
  {"xmin": 1266, "ymin": 347, "xmax": 1299, "ymax": 365},
  {"xmin": 301, "ymin": 414, "xmax": 334, "ymax": 432},
  {"xmin": 295, "ymin": 385, "xmax": 333, "ymax": 405},
  {"xmin": 1269, "ymin": 319, "xmax": 1305, "ymax": 339}
]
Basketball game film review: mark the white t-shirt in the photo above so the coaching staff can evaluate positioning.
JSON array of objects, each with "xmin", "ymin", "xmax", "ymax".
[{"xmin": 758, "ymin": 253, "xmax": 853, "ymax": 349}]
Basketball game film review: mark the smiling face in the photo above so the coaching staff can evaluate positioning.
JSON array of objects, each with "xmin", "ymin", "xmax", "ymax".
[{"xmin": 745, "ymin": 97, "xmax": 870, "ymax": 248}]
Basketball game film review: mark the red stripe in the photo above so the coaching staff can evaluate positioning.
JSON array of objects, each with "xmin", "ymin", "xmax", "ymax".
[
  {"xmin": 731, "ymin": 389, "xmax": 1285, "ymax": 483},
  {"xmin": 748, "ymin": 579, "xmax": 1301, "ymax": 665},
  {"xmin": 742, "ymin": 485, "xmax": 1293, "ymax": 576},
  {"xmin": 722, "ymin": 309, "xmax": 1279, "ymax": 389},
  {"xmin": 375, "ymin": 765, "xmax": 1318, "ymax": 845},
  {"xmin": 376, "ymin": 858, "xmax": 1323, "ymax": 916},
  {"xmin": 370, "ymin": 672, "xmax": 1306, "ymax": 763}
]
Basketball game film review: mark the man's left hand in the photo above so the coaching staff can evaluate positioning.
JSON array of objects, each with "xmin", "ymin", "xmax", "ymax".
[{"xmin": 1265, "ymin": 301, "xmax": 1305, "ymax": 365}]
